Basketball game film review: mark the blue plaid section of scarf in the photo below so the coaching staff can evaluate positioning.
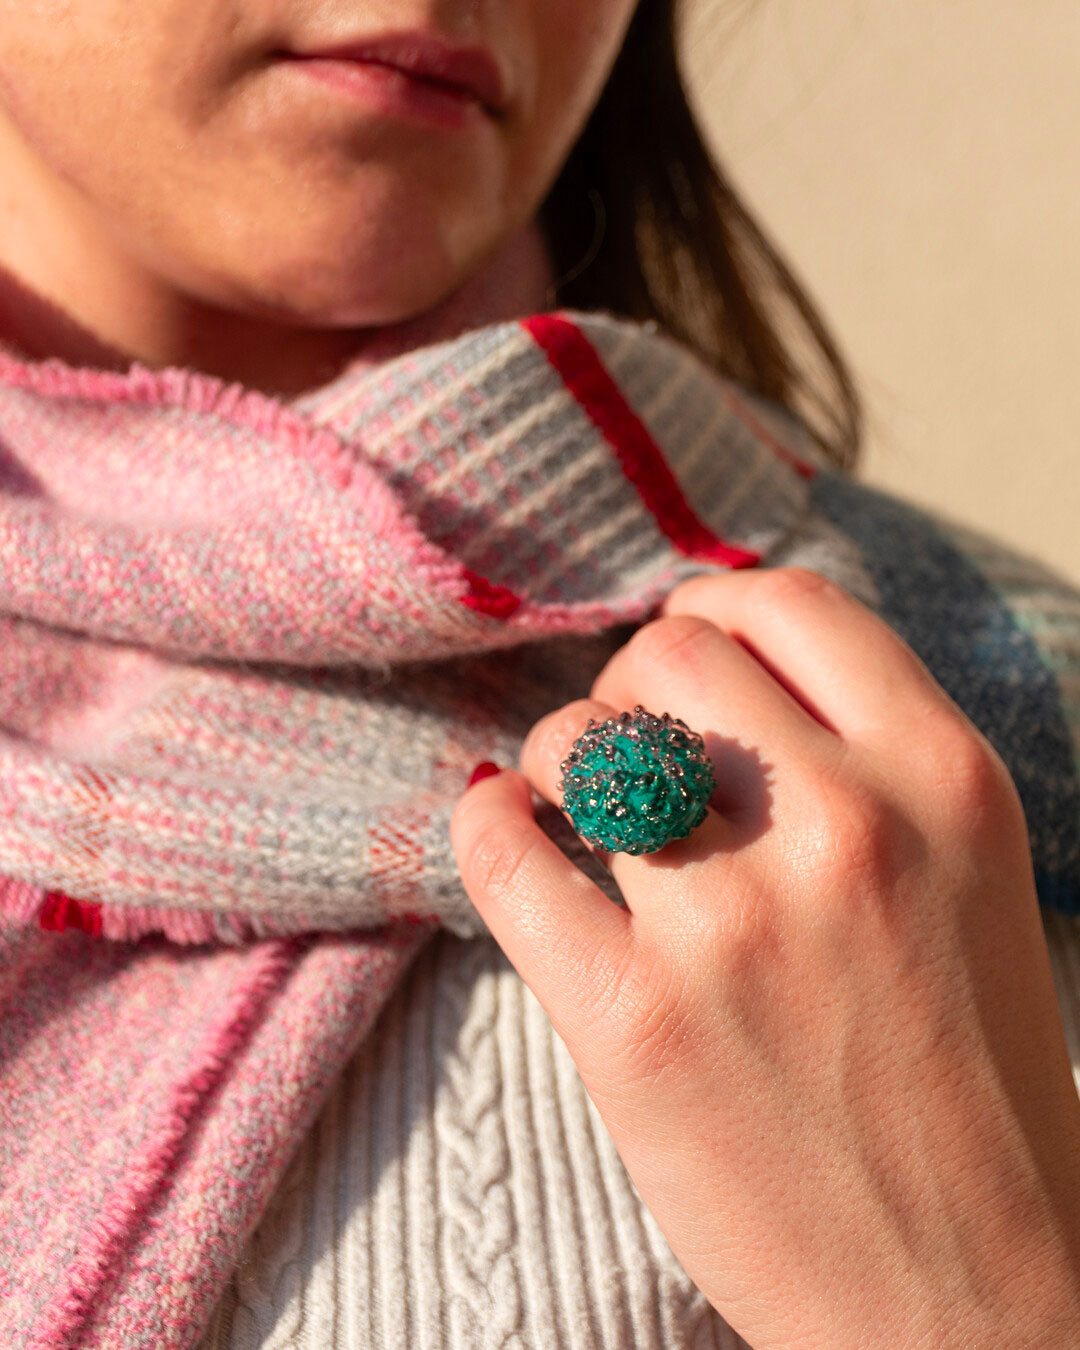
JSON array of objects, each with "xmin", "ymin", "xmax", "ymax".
[{"xmin": 810, "ymin": 469, "xmax": 1080, "ymax": 916}]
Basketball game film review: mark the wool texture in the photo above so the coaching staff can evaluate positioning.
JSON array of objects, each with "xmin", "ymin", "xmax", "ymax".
[{"xmin": 0, "ymin": 307, "xmax": 1078, "ymax": 1346}]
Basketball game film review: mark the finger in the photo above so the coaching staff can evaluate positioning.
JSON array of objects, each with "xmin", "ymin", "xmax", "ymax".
[
  {"xmin": 519, "ymin": 697, "xmax": 620, "ymax": 857},
  {"xmin": 519, "ymin": 697, "xmax": 621, "ymax": 869},
  {"xmin": 589, "ymin": 612, "xmax": 844, "ymax": 785},
  {"xmin": 658, "ymin": 566, "xmax": 956, "ymax": 746},
  {"xmin": 449, "ymin": 764, "xmax": 633, "ymax": 1039}
]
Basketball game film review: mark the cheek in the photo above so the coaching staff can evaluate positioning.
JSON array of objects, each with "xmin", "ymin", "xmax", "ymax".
[
  {"xmin": 0, "ymin": 1, "xmax": 422, "ymax": 287},
  {"xmin": 508, "ymin": 1, "xmax": 638, "ymax": 194},
  {"xmin": 0, "ymin": 4, "xmax": 104, "ymax": 138},
  {"xmin": 0, "ymin": 1, "xmax": 230, "ymax": 217}
]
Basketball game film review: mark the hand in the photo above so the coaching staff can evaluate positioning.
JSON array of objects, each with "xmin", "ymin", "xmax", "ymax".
[{"xmin": 449, "ymin": 566, "xmax": 1080, "ymax": 1350}]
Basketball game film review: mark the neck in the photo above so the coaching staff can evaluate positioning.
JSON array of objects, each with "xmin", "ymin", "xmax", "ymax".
[
  {"xmin": 0, "ymin": 213, "xmax": 560, "ymax": 400},
  {"xmin": 305, "ymin": 219, "xmax": 562, "ymax": 384}
]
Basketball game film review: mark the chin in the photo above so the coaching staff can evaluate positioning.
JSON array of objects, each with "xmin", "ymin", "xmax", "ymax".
[
  {"xmin": 219, "ymin": 202, "xmax": 488, "ymax": 326},
  {"xmin": 277, "ymin": 265, "xmax": 473, "ymax": 331}
]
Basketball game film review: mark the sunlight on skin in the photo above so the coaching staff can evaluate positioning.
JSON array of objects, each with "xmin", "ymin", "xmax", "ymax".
[{"xmin": 0, "ymin": 0, "xmax": 637, "ymax": 396}]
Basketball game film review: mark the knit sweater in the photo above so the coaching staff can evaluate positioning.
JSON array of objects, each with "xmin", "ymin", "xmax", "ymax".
[{"xmin": 0, "ymin": 307, "xmax": 1078, "ymax": 1348}]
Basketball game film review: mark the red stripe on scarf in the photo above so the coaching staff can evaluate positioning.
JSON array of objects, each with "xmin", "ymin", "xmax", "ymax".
[
  {"xmin": 459, "ymin": 566, "xmax": 522, "ymax": 618},
  {"xmin": 39, "ymin": 890, "xmax": 104, "ymax": 937},
  {"xmin": 522, "ymin": 313, "xmax": 767, "ymax": 566}
]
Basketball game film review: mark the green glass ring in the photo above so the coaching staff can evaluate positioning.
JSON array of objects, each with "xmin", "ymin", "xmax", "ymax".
[{"xmin": 558, "ymin": 705, "xmax": 716, "ymax": 855}]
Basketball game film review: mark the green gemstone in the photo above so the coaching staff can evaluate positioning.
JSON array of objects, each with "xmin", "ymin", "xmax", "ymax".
[{"xmin": 559, "ymin": 705, "xmax": 716, "ymax": 855}]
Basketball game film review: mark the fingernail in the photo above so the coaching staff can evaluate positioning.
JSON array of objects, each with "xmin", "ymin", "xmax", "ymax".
[{"xmin": 467, "ymin": 760, "xmax": 502, "ymax": 788}]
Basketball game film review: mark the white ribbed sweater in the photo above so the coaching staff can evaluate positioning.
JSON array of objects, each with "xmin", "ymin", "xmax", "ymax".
[{"xmin": 199, "ymin": 911, "xmax": 1080, "ymax": 1349}]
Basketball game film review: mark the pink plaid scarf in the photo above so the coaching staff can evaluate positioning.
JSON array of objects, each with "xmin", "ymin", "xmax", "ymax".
[{"xmin": 0, "ymin": 308, "xmax": 823, "ymax": 1346}]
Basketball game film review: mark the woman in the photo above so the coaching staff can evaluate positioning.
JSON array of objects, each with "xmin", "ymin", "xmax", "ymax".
[{"xmin": 0, "ymin": 1, "xmax": 1077, "ymax": 1347}]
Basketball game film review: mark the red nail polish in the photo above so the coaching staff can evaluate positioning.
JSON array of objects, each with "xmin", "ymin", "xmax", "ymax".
[{"xmin": 467, "ymin": 760, "xmax": 501, "ymax": 788}]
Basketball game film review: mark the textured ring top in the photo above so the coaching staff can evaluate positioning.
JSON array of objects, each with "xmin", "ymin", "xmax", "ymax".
[{"xmin": 559, "ymin": 705, "xmax": 716, "ymax": 855}]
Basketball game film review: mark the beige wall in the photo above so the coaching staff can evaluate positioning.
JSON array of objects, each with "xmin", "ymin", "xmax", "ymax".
[{"xmin": 682, "ymin": 0, "xmax": 1080, "ymax": 584}]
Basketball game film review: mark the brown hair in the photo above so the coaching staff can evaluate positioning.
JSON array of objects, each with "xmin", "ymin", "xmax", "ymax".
[{"xmin": 539, "ymin": 0, "xmax": 862, "ymax": 472}]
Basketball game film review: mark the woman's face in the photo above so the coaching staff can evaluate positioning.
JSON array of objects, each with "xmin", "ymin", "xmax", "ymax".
[{"xmin": 0, "ymin": 0, "xmax": 638, "ymax": 339}]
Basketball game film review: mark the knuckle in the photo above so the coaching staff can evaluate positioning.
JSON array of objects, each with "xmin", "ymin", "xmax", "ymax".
[
  {"xmin": 754, "ymin": 565, "xmax": 837, "ymax": 609},
  {"xmin": 921, "ymin": 713, "xmax": 1016, "ymax": 827},
  {"xmin": 462, "ymin": 819, "xmax": 541, "ymax": 901},
  {"xmin": 703, "ymin": 886, "xmax": 784, "ymax": 988},
  {"xmin": 836, "ymin": 801, "xmax": 898, "ymax": 885},
  {"xmin": 527, "ymin": 698, "xmax": 599, "ymax": 761},
  {"xmin": 559, "ymin": 697, "xmax": 610, "ymax": 743},
  {"xmin": 811, "ymin": 776, "xmax": 910, "ymax": 889},
  {"xmin": 660, "ymin": 571, "xmax": 721, "ymax": 612},
  {"xmin": 625, "ymin": 612, "xmax": 718, "ymax": 675}
]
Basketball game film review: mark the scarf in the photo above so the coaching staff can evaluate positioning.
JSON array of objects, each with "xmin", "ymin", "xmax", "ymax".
[{"xmin": 0, "ymin": 307, "xmax": 1077, "ymax": 1347}]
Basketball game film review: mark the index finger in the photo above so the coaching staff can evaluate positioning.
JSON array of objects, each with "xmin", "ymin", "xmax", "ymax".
[
  {"xmin": 449, "ymin": 766, "xmax": 633, "ymax": 1029},
  {"xmin": 659, "ymin": 566, "xmax": 959, "ymax": 748}
]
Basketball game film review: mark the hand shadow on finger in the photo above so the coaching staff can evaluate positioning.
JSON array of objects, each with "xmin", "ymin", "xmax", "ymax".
[{"xmin": 647, "ymin": 732, "xmax": 776, "ymax": 873}]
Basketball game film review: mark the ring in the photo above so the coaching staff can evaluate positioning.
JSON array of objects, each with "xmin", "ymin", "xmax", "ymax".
[{"xmin": 559, "ymin": 705, "xmax": 716, "ymax": 855}]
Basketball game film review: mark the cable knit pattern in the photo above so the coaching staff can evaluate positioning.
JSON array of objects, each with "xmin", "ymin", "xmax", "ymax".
[{"xmin": 198, "ymin": 930, "xmax": 756, "ymax": 1349}]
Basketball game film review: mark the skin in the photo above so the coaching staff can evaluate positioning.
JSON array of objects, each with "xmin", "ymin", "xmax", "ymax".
[
  {"xmin": 452, "ymin": 568, "xmax": 1080, "ymax": 1348},
  {"xmin": 0, "ymin": 0, "xmax": 637, "ymax": 395}
]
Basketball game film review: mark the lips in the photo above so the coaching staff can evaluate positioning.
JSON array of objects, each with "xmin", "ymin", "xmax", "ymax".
[{"xmin": 284, "ymin": 30, "xmax": 508, "ymax": 117}]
